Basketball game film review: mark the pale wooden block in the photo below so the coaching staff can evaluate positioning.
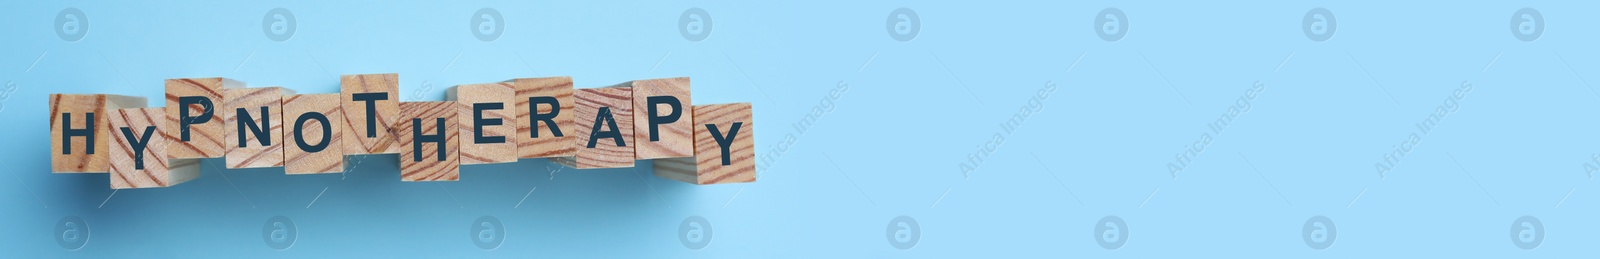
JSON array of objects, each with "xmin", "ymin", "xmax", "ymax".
[
  {"xmin": 654, "ymin": 103, "xmax": 755, "ymax": 185},
  {"xmin": 566, "ymin": 86, "xmax": 634, "ymax": 169},
  {"xmin": 630, "ymin": 77, "xmax": 694, "ymax": 160},
  {"xmin": 512, "ymin": 77, "xmax": 575, "ymax": 159},
  {"xmin": 398, "ymin": 102, "xmax": 460, "ymax": 181},
  {"xmin": 165, "ymin": 78, "xmax": 242, "ymax": 159},
  {"xmin": 446, "ymin": 83, "xmax": 518, "ymax": 165},
  {"xmin": 223, "ymin": 87, "xmax": 295, "ymax": 169},
  {"xmin": 282, "ymin": 94, "xmax": 345, "ymax": 174},
  {"xmin": 340, "ymin": 73, "xmax": 401, "ymax": 154},
  {"xmin": 109, "ymin": 108, "xmax": 199, "ymax": 189},
  {"xmin": 50, "ymin": 94, "xmax": 147, "ymax": 173}
]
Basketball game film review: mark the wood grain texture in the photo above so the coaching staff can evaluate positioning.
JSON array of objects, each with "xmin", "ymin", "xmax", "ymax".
[
  {"xmin": 512, "ymin": 77, "xmax": 575, "ymax": 159},
  {"xmin": 340, "ymin": 73, "xmax": 401, "ymax": 154},
  {"xmin": 283, "ymin": 94, "xmax": 345, "ymax": 174},
  {"xmin": 446, "ymin": 83, "xmax": 518, "ymax": 165},
  {"xmin": 569, "ymin": 86, "xmax": 635, "ymax": 169},
  {"xmin": 398, "ymin": 102, "xmax": 460, "ymax": 181},
  {"xmin": 109, "ymin": 108, "xmax": 199, "ymax": 189},
  {"xmin": 164, "ymin": 77, "xmax": 241, "ymax": 159},
  {"xmin": 224, "ymin": 87, "xmax": 294, "ymax": 169},
  {"xmin": 630, "ymin": 77, "xmax": 694, "ymax": 160},
  {"xmin": 654, "ymin": 103, "xmax": 755, "ymax": 185},
  {"xmin": 50, "ymin": 94, "xmax": 147, "ymax": 173}
]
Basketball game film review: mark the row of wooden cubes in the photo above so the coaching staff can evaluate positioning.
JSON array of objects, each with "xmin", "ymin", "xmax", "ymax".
[{"xmin": 49, "ymin": 74, "xmax": 755, "ymax": 189}]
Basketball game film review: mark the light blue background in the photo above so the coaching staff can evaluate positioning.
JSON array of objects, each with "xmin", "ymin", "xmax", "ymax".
[{"xmin": 2, "ymin": 0, "xmax": 1597, "ymax": 257}]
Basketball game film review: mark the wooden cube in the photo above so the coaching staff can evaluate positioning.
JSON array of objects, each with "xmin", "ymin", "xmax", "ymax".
[
  {"xmin": 49, "ymin": 94, "xmax": 147, "ymax": 173},
  {"xmin": 109, "ymin": 108, "xmax": 199, "ymax": 189},
  {"xmin": 223, "ymin": 87, "xmax": 294, "ymax": 169},
  {"xmin": 165, "ymin": 78, "xmax": 242, "ymax": 159},
  {"xmin": 340, "ymin": 74, "xmax": 401, "ymax": 155},
  {"xmin": 630, "ymin": 77, "xmax": 694, "ymax": 160},
  {"xmin": 282, "ymin": 94, "xmax": 344, "ymax": 174},
  {"xmin": 447, "ymin": 83, "xmax": 517, "ymax": 165},
  {"xmin": 654, "ymin": 103, "xmax": 755, "ymax": 185},
  {"xmin": 566, "ymin": 86, "xmax": 634, "ymax": 169},
  {"xmin": 512, "ymin": 77, "xmax": 575, "ymax": 159},
  {"xmin": 397, "ymin": 102, "xmax": 460, "ymax": 181}
]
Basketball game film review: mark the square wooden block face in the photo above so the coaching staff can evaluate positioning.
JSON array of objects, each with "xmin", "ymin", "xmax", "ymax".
[
  {"xmin": 50, "ymin": 94, "xmax": 147, "ymax": 173},
  {"xmin": 283, "ymin": 94, "xmax": 345, "ymax": 174},
  {"xmin": 224, "ymin": 87, "xmax": 292, "ymax": 169},
  {"xmin": 398, "ymin": 102, "xmax": 460, "ymax": 181},
  {"xmin": 109, "ymin": 108, "xmax": 199, "ymax": 189},
  {"xmin": 631, "ymin": 77, "xmax": 694, "ymax": 160},
  {"xmin": 448, "ymin": 83, "xmax": 518, "ymax": 165},
  {"xmin": 654, "ymin": 103, "xmax": 756, "ymax": 185},
  {"xmin": 513, "ymin": 77, "xmax": 575, "ymax": 159},
  {"xmin": 340, "ymin": 73, "xmax": 401, "ymax": 155},
  {"xmin": 165, "ymin": 77, "xmax": 241, "ymax": 159},
  {"xmin": 572, "ymin": 87, "xmax": 635, "ymax": 169}
]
